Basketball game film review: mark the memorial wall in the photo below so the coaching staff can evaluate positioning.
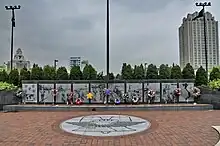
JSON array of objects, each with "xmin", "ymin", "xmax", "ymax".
[{"xmin": 22, "ymin": 80, "xmax": 194, "ymax": 104}]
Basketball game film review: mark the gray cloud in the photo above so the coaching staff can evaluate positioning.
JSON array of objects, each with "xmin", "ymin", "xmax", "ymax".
[{"xmin": 0, "ymin": 0, "xmax": 219, "ymax": 74}]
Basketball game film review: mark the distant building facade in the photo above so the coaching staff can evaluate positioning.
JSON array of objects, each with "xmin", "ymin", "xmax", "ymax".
[
  {"xmin": 179, "ymin": 11, "xmax": 219, "ymax": 70},
  {"xmin": 7, "ymin": 48, "xmax": 31, "ymax": 71},
  {"xmin": 69, "ymin": 57, "xmax": 81, "ymax": 68}
]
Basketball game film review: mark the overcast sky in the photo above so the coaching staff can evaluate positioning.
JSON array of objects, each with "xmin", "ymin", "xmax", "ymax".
[{"xmin": 0, "ymin": 0, "xmax": 219, "ymax": 74}]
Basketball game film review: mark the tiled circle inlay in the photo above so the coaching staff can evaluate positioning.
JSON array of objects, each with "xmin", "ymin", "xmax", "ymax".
[{"xmin": 60, "ymin": 115, "xmax": 151, "ymax": 136}]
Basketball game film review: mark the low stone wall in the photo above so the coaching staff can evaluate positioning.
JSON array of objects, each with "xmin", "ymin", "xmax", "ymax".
[
  {"xmin": 200, "ymin": 95, "xmax": 220, "ymax": 109},
  {"xmin": 199, "ymin": 87, "xmax": 220, "ymax": 109},
  {"xmin": 3, "ymin": 104, "xmax": 213, "ymax": 112},
  {"xmin": 0, "ymin": 91, "xmax": 20, "ymax": 110}
]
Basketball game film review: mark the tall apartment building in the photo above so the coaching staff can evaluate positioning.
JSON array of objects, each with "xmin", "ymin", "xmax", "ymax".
[
  {"xmin": 179, "ymin": 11, "xmax": 219, "ymax": 70},
  {"xmin": 69, "ymin": 56, "xmax": 81, "ymax": 68}
]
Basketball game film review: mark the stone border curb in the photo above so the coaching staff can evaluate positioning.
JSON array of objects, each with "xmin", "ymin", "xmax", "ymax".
[
  {"xmin": 212, "ymin": 126, "xmax": 220, "ymax": 146},
  {"xmin": 3, "ymin": 104, "xmax": 213, "ymax": 112}
]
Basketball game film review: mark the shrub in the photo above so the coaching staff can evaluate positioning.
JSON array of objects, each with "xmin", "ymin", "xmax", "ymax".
[
  {"xmin": 208, "ymin": 79, "xmax": 220, "ymax": 90},
  {"xmin": 0, "ymin": 82, "xmax": 17, "ymax": 91}
]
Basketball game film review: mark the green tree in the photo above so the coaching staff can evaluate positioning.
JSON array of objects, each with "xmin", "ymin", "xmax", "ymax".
[
  {"xmin": 115, "ymin": 74, "xmax": 121, "ymax": 80},
  {"xmin": 109, "ymin": 72, "xmax": 114, "ymax": 80},
  {"xmin": 195, "ymin": 66, "xmax": 207, "ymax": 86},
  {"xmin": 133, "ymin": 64, "xmax": 145, "ymax": 79},
  {"xmin": 170, "ymin": 64, "xmax": 182, "ymax": 79},
  {"xmin": 31, "ymin": 64, "xmax": 44, "ymax": 80},
  {"xmin": 57, "ymin": 67, "xmax": 69, "ymax": 80},
  {"xmin": 146, "ymin": 64, "xmax": 158, "ymax": 79},
  {"xmin": 19, "ymin": 67, "xmax": 31, "ymax": 87},
  {"xmin": 121, "ymin": 63, "xmax": 133, "ymax": 80},
  {"xmin": 102, "ymin": 73, "xmax": 114, "ymax": 80},
  {"xmin": 209, "ymin": 67, "xmax": 220, "ymax": 81},
  {"xmin": 82, "ymin": 64, "xmax": 97, "ymax": 80},
  {"xmin": 8, "ymin": 69, "xmax": 19, "ymax": 86},
  {"xmin": 182, "ymin": 63, "xmax": 195, "ymax": 79},
  {"xmin": 0, "ymin": 70, "xmax": 9, "ymax": 82},
  {"xmin": 97, "ymin": 72, "xmax": 104, "ymax": 80},
  {"xmin": 159, "ymin": 64, "xmax": 170, "ymax": 79},
  {"xmin": 43, "ymin": 65, "xmax": 56, "ymax": 80},
  {"xmin": 69, "ymin": 66, "xmax": 83, "ymax": 80}
]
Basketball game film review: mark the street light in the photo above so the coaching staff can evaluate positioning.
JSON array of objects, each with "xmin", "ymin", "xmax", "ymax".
[
  {"xmin": 193, "ymin": 2, "xmax": 211, "ymax": 80},
  {"xmin": 54, "ymin": 59, "xmax": 58, "ymax": 70},
  {"xmin": 144, "ymin": 63, "xmax": 148, "ymax": 75},
  {"xmin": 5, "ymin": 5, "xmax": 21, "ymax": 71},
  {"xmin": 53, "ymin": 59, "xmax": 58, "ymax": 105},
  {"xmin": 106, "ymin": 0, "xmax": 110, "ymax": 103}
]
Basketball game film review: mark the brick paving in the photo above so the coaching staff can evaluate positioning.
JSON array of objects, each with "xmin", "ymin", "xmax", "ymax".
[{"xmin": 0, "ymin": 110, "xmax": 219, "ymax": 146}]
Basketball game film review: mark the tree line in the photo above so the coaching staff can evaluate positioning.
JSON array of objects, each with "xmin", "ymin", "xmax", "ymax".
[{"xmin": 0, "ymin": 62, "xmax": 214, "ymax": 87}]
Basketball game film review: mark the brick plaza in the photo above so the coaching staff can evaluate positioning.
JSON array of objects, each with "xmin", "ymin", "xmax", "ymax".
[{"xmin": 0, "ymin": 110, "xmax": 219, "ymax": 146}]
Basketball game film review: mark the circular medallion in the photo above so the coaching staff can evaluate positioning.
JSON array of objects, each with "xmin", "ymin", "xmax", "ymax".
[{"xmin": 60, "ymin": 115, "xmax": 151, "ymax": 137}]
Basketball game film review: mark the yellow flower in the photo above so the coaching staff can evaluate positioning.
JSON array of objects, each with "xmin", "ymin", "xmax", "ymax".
[{"xmin": 87, "ymin": 92, "xmax": 93, "ymax": 99}]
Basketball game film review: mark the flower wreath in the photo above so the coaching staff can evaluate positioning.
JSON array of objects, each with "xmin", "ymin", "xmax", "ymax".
[
  {"xmin": 132, "ymin": 97, "xmax": 139, "ymax": 103},
  {"xmin": 174, "ymin": 88, "xmax": 181, "ymax": 95},
  {"xmin": 75, "ymin": 98, "xmax": 82, "ymax": 105},
  {"xmin": 148, "ymin": 90, "xmax": 155, "ymax": 96},
  {"xmin": 114, "ymin": 98, "xmax": 120, "ymax": 104},
  {"xmin": 68, "ymin": 92, "xmax": 74, "ymax": 97},
  {"xmin": 51, "ymin": 89, "xmax": 58, "ymax": 96}
]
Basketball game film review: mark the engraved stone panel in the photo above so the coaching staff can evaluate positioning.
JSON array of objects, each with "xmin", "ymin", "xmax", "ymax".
[
  {"xmin": 126, "ymin": 83, "xmax": 143, "ymax": 102},
  {"xmin": 22, "ymin": 84, "xmax": 37, "ymax": 103},
  {"xmin": 108, "ymin": 83, "xmax": 125, "ymax": 103},
  {"xmin": 144, "ymin": 83, "xmax": 160, "ymax": 102},
  {"xmin": 73, "ymin": 83, "xmax": 89, "ymax": 103},
  {"xmin": 161, "ymin": 83, "xmax": 177, "ymax": 102},
  {"xmin": 56, "ymin": 84, "xmax": 72, "ymax": 103},
  {"xmin": 90, "ymin": 83, "xmax": 106, "ymax": 103},
  {"xmin": 38, "ymin": 84, "xmax": 54, "ymax": 103},
  {"xmin": 179, "ymin": 82, "xmax": 194, "ymax": 102}
]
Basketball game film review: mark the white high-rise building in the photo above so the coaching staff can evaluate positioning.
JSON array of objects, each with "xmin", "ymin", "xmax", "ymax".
[
  {"xmin": 69, "ymin": 57, "xmax": 81, "ymax": 68},
  {"xmin": 179, "ymin": 11, "xmax": 219, "ymax": 70}
]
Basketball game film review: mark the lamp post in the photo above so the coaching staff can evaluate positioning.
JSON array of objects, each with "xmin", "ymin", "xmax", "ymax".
[
  {"xmin": 144, "ymin": 63, "xmax": 148, "ymax": 76},
  {"xmin": 53, "ymin": 59, "xmax": 58, "ymax": 105},
  {"xmin": 106, "ymin": 0, "xmax": 110, "ymax": 103},
  {"xmin": 193, "ymin": 2, "xmax": 211, "ymax": 80},
  {"xmin": 5, "ymin": 5, "xmax": 21, "ymax": 71},
  {"xmin": 54, "ymin": 59, "xmax": 58, "ymax": 70}
]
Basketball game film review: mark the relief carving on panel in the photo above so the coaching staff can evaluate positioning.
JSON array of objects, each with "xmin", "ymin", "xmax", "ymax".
[
  {"xmin": 126, "ymin": 83, "xmax": 143, "ymax": 103},
  {"xmin": 144, "ymin": 83, "xmax": 160, "ymax": 103},
  {"xmin": 179, "ymin": 82, "xmax": 194, "ymax": 102},
  {"xmin": 90, "ymin": 83, "xmax": 106, "ymax": 103},
  {"xmin": 161, "ymin": 83, "xmax": 177, "ymax": 103},
  {"xmin": 56, "ymin": 84, "xmax": 72, "ymax": 103},
  {"xmin": 107, "ymin": 83, "xmax": 125, "ymax": 103},
  {"xmin": 73, "ymin": 83, "xmax": 89, "ymax": 103},
  {"xmin": 22, "ymin": 84, "xmax": 37, "ymax": 103},
  {"xmin": 38, "ymin": 84, "xmax": 54, "ymax": 103}
]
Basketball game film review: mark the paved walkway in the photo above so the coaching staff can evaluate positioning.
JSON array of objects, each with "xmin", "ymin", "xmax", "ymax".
[{"xmin": 0, "ymin": 110, "xmax": 219, "ymax": 146}]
